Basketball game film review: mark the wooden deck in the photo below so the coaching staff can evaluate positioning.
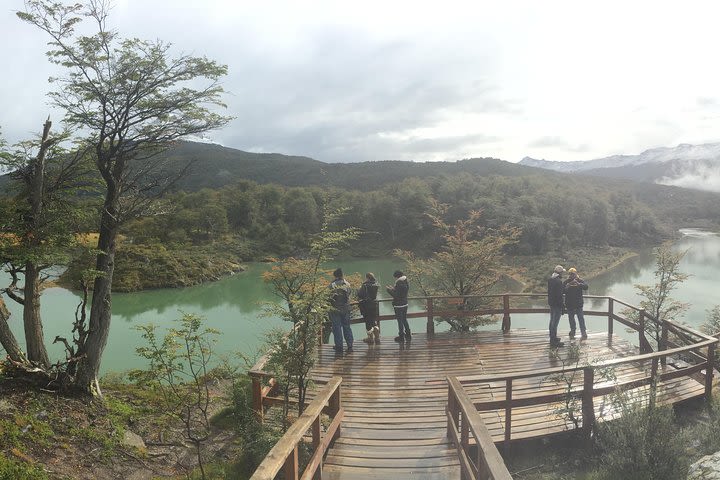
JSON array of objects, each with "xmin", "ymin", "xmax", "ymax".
[{"xmin": 309, "ymin": 329, "xmax": 706, "ymax": 479}]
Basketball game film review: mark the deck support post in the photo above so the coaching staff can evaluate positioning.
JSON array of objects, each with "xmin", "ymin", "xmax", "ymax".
[
  {"xmin": 502, "ymin": 294, "xmax": 511, "ymax": 333},
  {"xmin": 504, "ymin": 379, "xmax": 512, "ymax": 457},
  {"xmin": 706, "ymin": 343, "xmax": 715, "ymax": 400},
  {"xmin": 251, "ymin": 374, "xmax": 264, "ymax": 422},
  {"xmin": 660, "ymin": 321, "xmax": 668, "ymax": 366},
  {"xmin": 582, "ymin": 367, "xmax": 595, "ymax": 443},
  {"xmin": 427, "ymin": 297, "xmax": 435, "ymax": 335},
  {"xmin": 607, "ymin": 298, "xmax": 614, "ymax": 343}
]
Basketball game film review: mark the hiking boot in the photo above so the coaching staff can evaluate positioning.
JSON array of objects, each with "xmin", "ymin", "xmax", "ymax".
[
  {"xmin": 405, "ymin": 331, "xmax": 411, "ymax": 341},
  {"xmin": 568, "ymin": 330, "xmax": 576, "ymax": 339},
  {"xmin": 362, "ymin": 330, "xmax": 374, "ymax": 344},
  {"xmin": 394, "ymin": 335, "xmax": 404, "ymax": 343},
  {"xmin": 581, "ymin": 332, "xmax": 588, "ymax": 340},
  {"xmin": 550, "ymin": 339, "xmax": 565, "ymax": 347},
  {"xmin": 333, "ymin": 346, "xmax": 343, "ymax": 355},
  {"xmin": 346, "ymin": 345, "xmax": 353, "ymax": 354}
]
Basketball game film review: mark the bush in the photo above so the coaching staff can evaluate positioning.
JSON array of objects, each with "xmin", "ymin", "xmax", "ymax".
[{"xmin": 591, "ymin": 401, "xmax": 688, "ymax": 480}]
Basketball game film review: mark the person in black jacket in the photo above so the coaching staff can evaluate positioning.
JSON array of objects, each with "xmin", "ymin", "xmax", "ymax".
[
  {"xmin": 358, "ymin": 272, "xmax": 380, "ymax": 344},
  {"xmin": 564, "ymin": 267, "xmax": 589, "ymax": 339},
  {"xmin": 329, "ymin": 268, "xmax": 354, "ymax": 354},
  {"xmin": 547, "ymin": 265, "xmax": 565, "ymax": 347},
  {"xmin": 386, "ymin": 270, "xmax": 410, "ymax": 342}
]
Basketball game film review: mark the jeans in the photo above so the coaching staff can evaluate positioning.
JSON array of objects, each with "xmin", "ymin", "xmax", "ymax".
[
  {"xmin": 568, "ymin": 307, "xmax": 586, "ymax": 334},
  {"xmin": 549, "ymin": 305, "xmax": 563, "ymax": 342},
  {"xmin": 329, "ymin": 306, "xmax": 353, "ymax": 351},
  {"xmin": 395, "ymin": 305, "xmax": 410, "ymax": 338}
]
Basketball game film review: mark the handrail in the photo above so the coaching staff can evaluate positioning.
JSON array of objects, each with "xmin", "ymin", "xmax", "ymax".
[
  {"xmin": 250, "ymin": 293, "xmax": 717, "ymax": 419},
  {"xmin": 447, "ymin": 376, "xmax": 513, "ymax": 480},
  {"xmin": 250, "ymin": 376, "xmax": 344, "ymax": 480}
]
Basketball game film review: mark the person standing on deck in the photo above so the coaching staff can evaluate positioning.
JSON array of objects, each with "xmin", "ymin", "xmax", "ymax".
[
  {"xmin": 387, "ymin": 270, "xmax": 410, "ymax": 342},
  {"xmin": 564, "ymin": 267, "xmax": 589, "ymax": 339},
  {"xmin": 358, "ymin": 272, "xmax": 380, "ymax": 344},
  {"xmin": 547, "ymin": 265, "xmax": 565, "ymax": 347},
  {"xmin": 329, "ymin": 268, "xmax": 354, "ymax": 355}
]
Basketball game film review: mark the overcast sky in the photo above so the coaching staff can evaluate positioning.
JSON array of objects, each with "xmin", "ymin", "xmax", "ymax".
[{"xmin": 2, "ymin": 0, "xmax": 720, "ymax": 164}]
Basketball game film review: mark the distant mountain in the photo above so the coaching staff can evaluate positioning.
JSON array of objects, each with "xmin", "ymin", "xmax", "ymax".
[
  {"xmin": 519, "ymin": 143, "xmax": 720, "ymax": 192},
  {"xmin": 167, "ymin": 141, "xmax": 533, "ymax": 191}
]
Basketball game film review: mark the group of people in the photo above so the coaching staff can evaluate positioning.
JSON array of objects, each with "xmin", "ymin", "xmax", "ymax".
[
  {"xmin": 328, "ymin": 268, "xmax": 410, "ymax": 355},
  {"xmin": 547, "ymin": 265, "xmax": 589, "ymax": 347}
]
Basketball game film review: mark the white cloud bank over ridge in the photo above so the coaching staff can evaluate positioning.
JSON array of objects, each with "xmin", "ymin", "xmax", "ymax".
[{"xmin": 2, "ymin": 1, "xmax": 720, "ymax": 163}]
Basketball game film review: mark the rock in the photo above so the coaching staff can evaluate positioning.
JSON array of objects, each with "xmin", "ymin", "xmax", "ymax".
[
  {"xmin": 688, "ymin": 451, "xmax": 720, "ymax": 479},
  {"xmin": 122, "ymin": 430, "xmax": 146, "ymax": 451}
]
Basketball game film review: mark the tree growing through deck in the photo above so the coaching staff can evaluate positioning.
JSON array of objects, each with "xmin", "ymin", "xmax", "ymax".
[
  {"xmin": 18, "ymin": 0, "xmax": 231, "ymax": 395},
  {"xmin": 396, "ymin": 200, "xmax": 520, "ymax": 331},
  {"xmin": 262, "ymin": 203, "xmax": 359, "ymax": 423}
]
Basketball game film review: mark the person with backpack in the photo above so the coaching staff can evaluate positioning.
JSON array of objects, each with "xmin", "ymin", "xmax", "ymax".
[
  {"xmin": 386, "ymin": 270, "xmax": 410, "ymax": 342},
  {"xmin": 564, "ymin": 267, "xmax": 589, "ymax": 339},
  {"xmin": 329, "ymin": 268, "xmax": 354, "ymax": 354},
  {"xmin": 358, "ymin": 272, "xmax": 380, "ymax": 344}
]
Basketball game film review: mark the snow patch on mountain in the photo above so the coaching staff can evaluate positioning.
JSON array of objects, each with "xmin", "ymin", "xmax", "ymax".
[{"xmin": 520, "ymin": 142, "xmax": 720, "ymax": 173}]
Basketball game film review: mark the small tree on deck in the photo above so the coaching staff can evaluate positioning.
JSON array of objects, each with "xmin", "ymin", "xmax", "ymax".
[
  {"xmin": 262, "ymin": 205, "xmax": 359, "ymax": 422},
  {"xmin": 397, "ymin": 201, "xmax": 520, "ymax": 331}
]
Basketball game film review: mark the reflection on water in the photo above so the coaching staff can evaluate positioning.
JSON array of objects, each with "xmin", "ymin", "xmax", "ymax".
[{"xmin": 2, "ymin": 233, "xmax": 719, "ymax": 372}]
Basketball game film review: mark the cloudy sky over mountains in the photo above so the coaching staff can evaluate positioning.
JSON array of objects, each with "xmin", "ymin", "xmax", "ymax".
[{"xmin": 2, "ymin": 0, "xmax": 720, "ymax": 163}]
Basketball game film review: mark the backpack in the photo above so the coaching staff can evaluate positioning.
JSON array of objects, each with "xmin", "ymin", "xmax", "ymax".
[{"xmin": 330, "ymin": 280, "xmax": 350, "ymax": 308}]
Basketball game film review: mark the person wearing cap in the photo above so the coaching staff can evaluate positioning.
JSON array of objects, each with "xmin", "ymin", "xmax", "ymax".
[
  {"xmin": 564, "ymin": 267, "xmax": 589, "ymax": 339},
  {"xmin": 329, "ymin": 268, "xmax": 354, "ymax": 354},
  {"xmin": 358, "ymin": 272, "xmax": 380, "ymax": 344},
  {"xmin": 547, "ymin": 265, "xmax": 565, "ymax": 347},
  {"xmin": 386, "ymin": 270, "xmax": 410, "ymax": 342}
]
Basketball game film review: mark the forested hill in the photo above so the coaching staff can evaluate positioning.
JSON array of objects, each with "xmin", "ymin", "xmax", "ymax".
[{"xmin": 168, "ymin": 141, "xmax": 531, "ymax": 190}]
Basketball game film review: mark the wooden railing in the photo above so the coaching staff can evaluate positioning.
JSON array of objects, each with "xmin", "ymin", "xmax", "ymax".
[
  {"xmin": 250, "ymin": 376, "xmax": 343, "ymax": 480},
  {"xmin": 447, "ymin": 376, "xmax": 513, "ymax": 480},
  {"xmin": 250, "ymin": 293, "xmax": 718, "ymax": 417},
  {"xmin": 453, "ymin": 298, "xmax": 717, "ymax": 451}
]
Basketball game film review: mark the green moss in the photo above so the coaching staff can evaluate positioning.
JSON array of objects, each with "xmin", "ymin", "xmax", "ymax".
[{"xmin": 0, "ymin": 455, "xmax": 47, "ymax": 480}]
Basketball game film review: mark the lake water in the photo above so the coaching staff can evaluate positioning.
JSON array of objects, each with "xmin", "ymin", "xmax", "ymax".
[{"xmin": 2, "ymin": 230, "xmax": 718, "ymax": 373}]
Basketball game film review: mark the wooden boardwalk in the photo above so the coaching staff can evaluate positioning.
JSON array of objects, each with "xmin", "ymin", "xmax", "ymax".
[{"xmin": 309, "ymin": 329, "xmax": 706, "ymax": 480}]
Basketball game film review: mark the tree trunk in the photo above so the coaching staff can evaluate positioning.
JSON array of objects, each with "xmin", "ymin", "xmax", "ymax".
[
  {"xmin": 23, "ymin": 263, "xmax": 50, "ymax": 367},
  {"xmin": 0, "ymin": 297, "xmax": 25, "ymax": 363},
  {"xmin": 75, "ymin": 207, "xmax": 118, "ymax": 396},
  {"xmin": 22, "ymin": 119, "xmax": 53, "ymax": 368}
]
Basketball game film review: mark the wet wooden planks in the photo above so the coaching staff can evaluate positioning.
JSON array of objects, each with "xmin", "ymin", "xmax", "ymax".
[{"xmin": 310, "ymin": 329, "xmax": 705, "ymax": 479}]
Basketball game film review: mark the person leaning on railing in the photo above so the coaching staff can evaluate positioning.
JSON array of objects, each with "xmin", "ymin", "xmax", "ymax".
[{"xmin": 386, "ymin": 270, "xmax": 411, "ymax": 343}]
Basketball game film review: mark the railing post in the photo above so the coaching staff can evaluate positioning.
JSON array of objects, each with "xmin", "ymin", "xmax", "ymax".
[
  {"xmin": 582, "ymin": 367, "xmax": 595, "ymax": 442},
  {"xmin": 607, "ymin": 298, "xmax": 614, "ymax": 342},
  {"xmin": 312, "ymin": 417, "xmax": 322, "ymax": 480},
  {"xmin": 427, "ymin": 297, "xmax": 435, "ymax": 335},
  {"xmin": 639, "ymin": 309, "xmax": 647, "ymax": 353},
  {"xmin": 329, "ymin": 385, "xmax": 342, "ymax": 440},
  {"xmin": 252, "ymin": 375, "xmax": 264, "ymax": 422},
  {"xmin": 504, "ymin": 378, "xmax": 512, "ymax": 457},
  {"xmin": 502, "ymin": 294, "xmax": 511, "ymax": 333},
  {"xmin": 660, "ymin": 321, "xmax": 668, "ymax": 367},
  {"xmin": 284, "ymin": 445, "xmax": 299, "ymax": 480},
  {"xmin": 447, "ymin": 386, "xmax": 458, "ymax": 439},
  {"xmin": 706, "ymin": 342, "xmax": 715, "ymax": 400}
]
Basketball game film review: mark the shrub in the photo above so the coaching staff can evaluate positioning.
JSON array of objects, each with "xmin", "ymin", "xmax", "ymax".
[
  {"xmin": 591, "ymin": 401, "xmax": 688, "ymax": 480},
  {"xmin": 0, "ymin": 455, "xmax": 47, "ymax": 480}
]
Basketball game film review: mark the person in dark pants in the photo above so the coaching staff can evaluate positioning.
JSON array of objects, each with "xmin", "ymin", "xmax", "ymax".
[
  {"xmin": 564, "ymin": 267, "xmax": 589, "ymax": 339},
  {"xmin": 547, "ymin": 265, "xmax": 565, "ymax": 347},
  {"xmin": 386, "ymin": 270, "xmax": 410, "ymax": 342},
  {"xmin": 329, "ymin": 268, "xmax": 353, "ymax": 354},
  {"xmin": 358, "ymin": 272, "xmax": 380, "ymax": 344}
]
